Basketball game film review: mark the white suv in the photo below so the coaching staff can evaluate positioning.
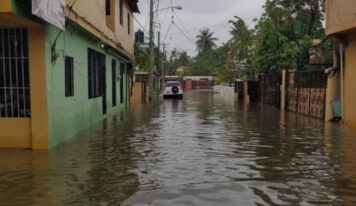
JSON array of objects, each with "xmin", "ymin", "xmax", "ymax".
[{"xmin": 163, "ymin": 81, "xmax": 183, "ymax": 98}]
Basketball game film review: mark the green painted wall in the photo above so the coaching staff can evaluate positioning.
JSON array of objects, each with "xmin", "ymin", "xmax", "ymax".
[{"xmin": 45, "ymin": 24, "xmax": 128, "ymax": 148}]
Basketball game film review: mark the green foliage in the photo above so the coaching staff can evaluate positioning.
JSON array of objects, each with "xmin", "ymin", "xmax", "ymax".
[
  {"xmin": 215, "ymin": 17, "xmax": 257, "ymax": 83},
  {"xmin": 195, "ymin": 28, "xmax": 218, "ymax": 54},
  {"xmin": 257, "ymin": 0, "xmax": 328, "ymax": 71},
  {"xmin": 163, "ymin": 0, "xmax": 332, "ymax": 80},
  {"xmin": 253, "ymin": 21, "xmax": 295, "ymax": 73},
  {"xmin": 134, "ymin": 43, "xmax": 149, "ymax": 71},
  {"xmin": 186, "ymin": 52, "xmax": 220, "ymax": 76},
  {"xmin": 165, "ymin": 49, "xmax": 191, "ymax": 75}
]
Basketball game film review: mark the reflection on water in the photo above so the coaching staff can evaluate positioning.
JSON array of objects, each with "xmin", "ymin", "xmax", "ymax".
[{"xmin": 1, "ymin": 90, "xmax": 356, "ymax": 205}]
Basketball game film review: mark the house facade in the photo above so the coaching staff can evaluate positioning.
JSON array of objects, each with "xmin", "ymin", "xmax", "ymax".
[
  {"xmin": 325, "ymin": 0, "xmax": 356, "ymax": 125},
  {"xmin": 0, "ymin": 0, "xmax": 139, "ymax": 149}
]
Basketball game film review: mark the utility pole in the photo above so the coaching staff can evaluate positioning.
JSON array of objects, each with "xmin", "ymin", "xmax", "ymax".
[
  {"xmin": 162, "ymin": 43, "xmax": 166, "ymax": 87},
  {"xmin": 148, "ymin": 0, "xmax": 155, "ymax": 100},
  {"xmin": 157, "ymin": 31, "xmax": 161, "ymax": 92}
]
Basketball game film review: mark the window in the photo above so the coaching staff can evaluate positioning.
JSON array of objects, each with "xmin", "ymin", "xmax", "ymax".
[
  {"xmin": 127, "ymin": 13, "xmax": 131, "ymax": 34},
  {"xmin": 105, "ymin": 0, "xmax": 111, "ymax": 15},
  {"xmin": 65, "ymin": 56, "xmax": 74, "ymax": 97},
  {"xmin": 165, "ymin": 82, "xmax": 180, "ymax": 87},
  {"xmin": 88, "ymin": 48, "xmax": 106, "ymax": 99},
  {"xmin": 119, "ymin": 63, "xmax": 125, "ymax": 104},
  {"xmin": 120, "ymin": 0, "xmax": 124, "ymax": 25},
  {"xmin": 106, "ymin": 0, "xmax": 115, "ymax": 31},
  {"xmin": 112, "ymin": 60, "xmax": 117, "ymax": 106},
  {"xmin": 0, "ymin": 28, "xmax": 30, "ymax": 118}
]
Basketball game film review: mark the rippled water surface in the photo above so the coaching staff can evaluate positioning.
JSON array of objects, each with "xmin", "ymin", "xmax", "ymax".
[{"xmin": 1, "ymin": 90, "xmax": 356, "ymax": 205}]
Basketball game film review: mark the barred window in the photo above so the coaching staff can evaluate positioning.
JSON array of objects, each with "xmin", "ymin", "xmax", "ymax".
[{"xmin": 0, "ymin": 28, "xmax": 30, "ymax": 118}]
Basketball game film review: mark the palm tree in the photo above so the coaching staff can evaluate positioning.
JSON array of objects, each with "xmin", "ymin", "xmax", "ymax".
[{"xmin": 195, "ymin": 28, "xmax": 218, "ymax": 54}]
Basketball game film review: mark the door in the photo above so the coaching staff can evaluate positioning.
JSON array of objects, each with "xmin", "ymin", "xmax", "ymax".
[
  {"xmin": 101, "ymin": 56, "xmax": 107, "ymax": 115},
  {"xmin": 112, "ymin": 60, "xmax": 117, "ymax": 107}
]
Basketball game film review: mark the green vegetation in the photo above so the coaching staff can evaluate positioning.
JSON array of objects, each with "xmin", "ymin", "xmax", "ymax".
[
  {"xmin": 136, "ymin": 0, "xmax": 332, "ymax": 84},
  {"xmin": 195, "ymin": 28, "xmax": 218, "ymax": 54},
  {"xmin": 134, "ymin": 43, "xmax": 149, "ymax": 71}
]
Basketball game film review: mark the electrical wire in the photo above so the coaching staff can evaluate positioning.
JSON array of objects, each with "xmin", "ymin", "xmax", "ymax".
[
  {"xmin": 162, "ymin": 20, "xmax": 173, "ymax": 43},
  {"xmin": 134, "ymin": 15, "xmax": 149, "ymax": 34},
  {"xmin": 173, "ymin": 21, "xmax": 196, "ymax": 45},
  {"xmin": 170, "ymin": 22, "xmax": 229, "ymax": 35}
]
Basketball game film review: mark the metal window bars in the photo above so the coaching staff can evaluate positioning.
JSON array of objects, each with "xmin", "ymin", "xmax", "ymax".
[{"xmin": 0, "ymin": 28, "xmax": 31, "ymax": 118}]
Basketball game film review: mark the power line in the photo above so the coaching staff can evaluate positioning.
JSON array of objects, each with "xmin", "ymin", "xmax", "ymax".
[
  {"xmin": 170, "ymin": 22, "xmax": 229, "ymax": 35},
  {"xmin": 162, "ymin": 19, "xmax": 173, "ymax": 43},
  {"xmin": 173, "ymin": 22, "xmax": 196, "ymax": 45},
  {"xmin": 134, "ymin": 15, "xmax": 149, "ymax": 34}
]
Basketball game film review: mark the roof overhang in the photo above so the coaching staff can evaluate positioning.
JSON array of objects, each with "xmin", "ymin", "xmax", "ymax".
[{"xmin": 126, "ymin": 0, "xmax": 140, "ymax": 13}]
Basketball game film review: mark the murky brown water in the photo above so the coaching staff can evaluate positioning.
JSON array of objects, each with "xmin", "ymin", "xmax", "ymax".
[{"xmin": 1, "ymin": 90, "xmax": 356, "ymax": 205}]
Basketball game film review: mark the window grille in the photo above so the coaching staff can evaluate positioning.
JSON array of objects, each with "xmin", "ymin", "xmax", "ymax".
[{"xmin": 0, "ymin": 28, "xmax": 30, "ymax": 118}]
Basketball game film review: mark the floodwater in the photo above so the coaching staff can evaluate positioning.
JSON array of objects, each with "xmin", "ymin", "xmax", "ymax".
[{"xmin": 1, "ymin": 90, "xmax": 356, "ymax": 206}]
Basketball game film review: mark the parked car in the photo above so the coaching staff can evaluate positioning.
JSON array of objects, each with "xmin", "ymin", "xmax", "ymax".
[{"xmin": 163, "ymin": 81, "xmax": 183, "ymax": 98}]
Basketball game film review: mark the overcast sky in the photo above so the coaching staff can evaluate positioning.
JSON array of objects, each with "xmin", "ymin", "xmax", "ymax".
[{"xmin": 134, "ymin": 0, "xmax": 266, "ymax": 56}]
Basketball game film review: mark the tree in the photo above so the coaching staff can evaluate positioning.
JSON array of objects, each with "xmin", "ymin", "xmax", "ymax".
[
  {"xmin": 195, "ymin": 28, "xmax": 218, "ymax": 54},
  {"xmin": 134, "ymin": 43, "xmax": 149, "ymax": 71},
  {"xmin": 228, "ymin": 16, "xmax": 257, "ymax": 80},
  {"xmin": 259, "ymin": 0, "xmax": 327, "ymax": 70},
  {"xmin": 186, "ymin": 52, "xmax": 220, "ymax": 76},
  {"xmin": 253, "ymin": 21, "xmax": 297, "ymax": 73},
  {"xmin": 165, "ymin": 49, "xmax": 191, "ymax": 75}
]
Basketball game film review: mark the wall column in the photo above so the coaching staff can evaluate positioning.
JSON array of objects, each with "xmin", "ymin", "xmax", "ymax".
[
  {"xmin": 28, "ymin": 26, "xmax": 49, "ymax": 149},
  {"xmin": 0, "ymin": 0, "xmax": 11, "ymax": 12},
  {"xmin": 280, "ymin": 70, "xmax": 286, "ymax": 111},
  {"xmin": 243, "ymin": 81, "xmax": 249, "ymax": 103}
]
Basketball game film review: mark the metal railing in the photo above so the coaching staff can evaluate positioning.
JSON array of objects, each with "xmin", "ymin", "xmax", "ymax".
[{"xmin": 0, "ymin": 28, "xmax": 31, "ymax": 118}]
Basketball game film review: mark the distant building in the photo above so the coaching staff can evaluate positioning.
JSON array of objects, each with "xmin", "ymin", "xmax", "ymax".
[
  {"xmin": 165, "ymin": 76, "xmax": 215, "ymax": 90},
  {"xmin": 0, "ymin": 0, "xmax": 139, "ymax": 149},
  {"xmin": 325, "ymin": 0, "xmax": 356, "ymax": 125},
  {"xmin": 135, "ymin": 29, "xmax": 145, "ymax": 43}
]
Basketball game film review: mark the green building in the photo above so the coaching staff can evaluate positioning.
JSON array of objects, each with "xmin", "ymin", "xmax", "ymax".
[{"xmin": 0, "ymin": 0, "xmax": 139, "ymax": 149}]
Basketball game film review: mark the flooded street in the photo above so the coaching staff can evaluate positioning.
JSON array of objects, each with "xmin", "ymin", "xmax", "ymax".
[{"xmin": 1, "ymin": 90, "xmax": 356, "ymax": 205}]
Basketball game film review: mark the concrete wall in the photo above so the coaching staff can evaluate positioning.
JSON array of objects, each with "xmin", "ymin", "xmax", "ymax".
[
  {"xmin": 213, "ymin": 85, "xmax": 235, "ymax": 99},
  {"xmin": 325, "ymin": 72, "xmax": 341, "ymax": 121},
  {"xmin": 66, "ymin": 0, "xmax": 134, "ymax": 57},
  {"xmin": 326, "ymin": 0, "xmax": 356, "ymax": 34},
  {"xmin": 45, "ymin": 24, "xmax": 128, "ymax": 148},
  {"xmin": 343, "ymin": 30, "xmax": 356, "ymax": 125},
  {"xmin": 130, "ymin": 82, "xmax": 146, "ymax": 107}
]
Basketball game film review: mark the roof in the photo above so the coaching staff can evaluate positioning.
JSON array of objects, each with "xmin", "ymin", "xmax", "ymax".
[{"xmin": 126, "ymin": 0, "xmax": 140, "ymax": 13}]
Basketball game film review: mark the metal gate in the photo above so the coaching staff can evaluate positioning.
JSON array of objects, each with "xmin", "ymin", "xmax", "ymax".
[
  {"xmin": 0, "ymin": 28, "xmax": 30, "ymax": 118},
  {"xmin": 260, "ymin": 73, "xmax": 281, "ymax": 108}
]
